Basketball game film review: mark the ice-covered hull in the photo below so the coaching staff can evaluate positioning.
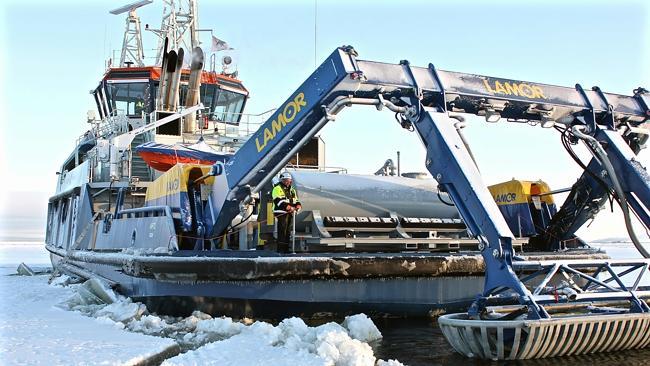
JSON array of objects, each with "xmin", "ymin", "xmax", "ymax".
[{"xmin": 47, "ymin": 245, "xmax": 607, "ymax": 318}]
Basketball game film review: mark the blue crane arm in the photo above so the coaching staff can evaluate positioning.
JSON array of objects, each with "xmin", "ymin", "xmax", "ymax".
[
  {"xmin": 358, "ymin": 61, "xmax": 648, "ymax": 126},
  {"xmin": 207, "ymin": 46, "xmax": 649, "ymax": 317},
  {"xmin": 210, "ymin": 46, "xmax": 649, "ymax": 239},
  {"xmin": 209, "ymin": 47, "xmax": 361, "ymax": 235}
]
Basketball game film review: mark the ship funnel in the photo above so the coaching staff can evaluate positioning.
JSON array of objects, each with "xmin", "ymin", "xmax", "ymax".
[{"xmin": 184, "ymin": 47, "xmax": 205, "ymax": 132}]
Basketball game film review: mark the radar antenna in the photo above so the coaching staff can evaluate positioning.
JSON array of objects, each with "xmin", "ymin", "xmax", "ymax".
[{"xmin": 110, "ymin": 0, "xmax": 153, "ymax": 67}]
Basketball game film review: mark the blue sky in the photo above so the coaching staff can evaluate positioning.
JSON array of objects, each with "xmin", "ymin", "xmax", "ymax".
[{"xmin": 0, "ymin": 0, "xmax": 648, "ymax": 239}]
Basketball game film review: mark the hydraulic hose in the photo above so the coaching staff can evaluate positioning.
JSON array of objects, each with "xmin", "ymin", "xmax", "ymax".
[
  {"xmin": 572, "ymin": 125, "xmax": 650, "ymax": 258},
  {"xmin": 449, "ymin": 114, "xmax": 480, "ymax": 172}
]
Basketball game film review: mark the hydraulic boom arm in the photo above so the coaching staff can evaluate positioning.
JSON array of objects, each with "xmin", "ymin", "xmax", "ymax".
[{"xmin": 208, "ymin": 46, "xmax": 650, "ymax": 318}]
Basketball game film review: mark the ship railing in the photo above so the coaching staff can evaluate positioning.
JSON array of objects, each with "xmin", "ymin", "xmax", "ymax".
[
  {"xmin": 116, "ymin": 205, "xmax": 173, "ymax": 219},
  {"xmin": 102, "ymin": 113, "xmax": 131, "ymax": 136},
  {"xmin": 76, "ymin": 125, "xmax": 105, "ymax": 147},
  {"xmin": 205, "ymin": 108, "xmax": 276, "ymax": 139},
  {"xmin": 82, "ymin": 111, "xmax": 132, "ymax": 142},
  {"xmin": 285, "ymin": 164, "xmax": 349, "ymax": 174},
  {"xmin": 81, "ymin": 107, "xmax": 276, "ymax": 146}
]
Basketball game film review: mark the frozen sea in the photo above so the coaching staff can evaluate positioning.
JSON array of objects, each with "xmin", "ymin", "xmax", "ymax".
[
  {"xmin": 2, "ymin": 221, "xmax": 650, "ymax": 365},
  {"xmin": 0, "ymin": 243, "xmax": 403, "ymax": 366}
]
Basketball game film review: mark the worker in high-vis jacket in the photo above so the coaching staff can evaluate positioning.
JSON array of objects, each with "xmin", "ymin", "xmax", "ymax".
[{"xmin": 272, "ymin": 172, "xmax": 302, "ymax": 252}]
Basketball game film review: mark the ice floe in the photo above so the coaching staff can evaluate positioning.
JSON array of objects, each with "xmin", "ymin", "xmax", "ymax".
[
  {"xmin": 55, "ymin": 275, "xmax": 400, "ymax": 365},
  {"xmin": 0, "ymin": 267, "xmax": 177, "ymax": 365}
]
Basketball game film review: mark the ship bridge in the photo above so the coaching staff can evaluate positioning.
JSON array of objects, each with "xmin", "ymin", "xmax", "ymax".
[{"xmin": 91, "ymin": 66, "xmax": 248, "ymax": 135}]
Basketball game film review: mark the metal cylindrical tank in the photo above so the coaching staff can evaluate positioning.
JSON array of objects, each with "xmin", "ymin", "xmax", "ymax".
[{"xmin": 289, "ymin": 171, "xmax": 459, "ymax": 230}]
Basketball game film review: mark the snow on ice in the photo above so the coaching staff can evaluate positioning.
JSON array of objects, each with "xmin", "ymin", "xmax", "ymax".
[
  {"xmin": 163, "ymin": 316, "xmax": 393, "ymax": 366},
  {"xmin": 0, "ymin": 257, "xmax": 403, "ymax": 365},
  {"xmin": 0, "ymin": 267, "xmax": 177, "ymax": 365},
  {"xmin": 58, "ymin": 275, "xmax": 402, "ymax": 366}
]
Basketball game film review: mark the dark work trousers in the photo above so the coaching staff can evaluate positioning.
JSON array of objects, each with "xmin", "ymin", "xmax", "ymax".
[{"xmin": 276, "ymin": 212, "xmax": 293, "ymax": 252}]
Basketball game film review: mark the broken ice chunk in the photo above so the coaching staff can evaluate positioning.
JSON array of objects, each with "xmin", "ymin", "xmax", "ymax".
[{"xmin": 16, "ymin": 263, "xmax": 35, "ymax": 276}]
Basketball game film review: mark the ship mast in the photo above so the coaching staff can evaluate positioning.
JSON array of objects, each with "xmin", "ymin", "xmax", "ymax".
[
  {"xmin": 148, "ymin": 0, "xmax": 201, "ymax": 65},
  {"xmin": 110, "ymin": 0, "xmax": 153, "ymax": 67}
]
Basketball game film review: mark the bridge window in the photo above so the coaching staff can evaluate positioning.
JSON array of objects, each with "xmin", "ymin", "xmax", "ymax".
[
  {"xmin": 201, "ymin": 84, "xmax": 218, "ymax": 121},
  {"xmin": 105, "ymin": 82, "xmax": 150, "ymax": 117},
  {"xmin": 213, "ymin": 89, "xmax": 245, "ymax": 124}
]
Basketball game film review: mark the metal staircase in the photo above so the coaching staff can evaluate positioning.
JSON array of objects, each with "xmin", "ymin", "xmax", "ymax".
[{"xmin": 130, "ymin": 133, "xmax": 152, "ymax": 181}]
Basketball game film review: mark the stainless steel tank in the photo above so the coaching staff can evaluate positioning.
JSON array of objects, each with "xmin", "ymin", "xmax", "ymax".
[{"xmin": 289, "ymin": 171, "xmax": 460, "ymax": 227}]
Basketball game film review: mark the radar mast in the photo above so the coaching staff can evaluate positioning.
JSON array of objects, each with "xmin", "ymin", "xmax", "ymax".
[
  {"xmin": 110, "ymin": 0, "xmax": 153, "ymax": 67},
  {"xmin": 147, "ymin": 0, "xmax": 201, "ymax": 65}
]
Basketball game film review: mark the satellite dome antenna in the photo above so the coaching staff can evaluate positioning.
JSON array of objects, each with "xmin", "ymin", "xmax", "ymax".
[
  {"xmin": 221, "ymin": 55, "xmax": 232, "ymax": 72},
  {"xmin": 110, "ymin": 0, "xmax": 153, "ymax": 67}
]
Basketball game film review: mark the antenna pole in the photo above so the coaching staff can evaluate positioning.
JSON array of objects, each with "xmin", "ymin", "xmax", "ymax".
[
  {"xmin": 154, "ymin": 0, "xmax": 178, "ymax": 65},
  {"xmin": 119, "ymin": 9, "xmax": 145, "ymax": 67},
  {"xmin": 189, "ymin": 0, "xmax": 200, "ymax": 49},
  {"xmin": 150, "ymin": 0, "xmax": 199, "ymax": 65}
]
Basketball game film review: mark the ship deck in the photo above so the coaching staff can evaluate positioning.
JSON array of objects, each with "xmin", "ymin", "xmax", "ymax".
[
  {"xmin": 46, "ymin": 245, "xmax": 611, "ymax": 318},
  {"xmin": 47, "ymin": 245, "xmax": 607, "ymax": 281}
]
